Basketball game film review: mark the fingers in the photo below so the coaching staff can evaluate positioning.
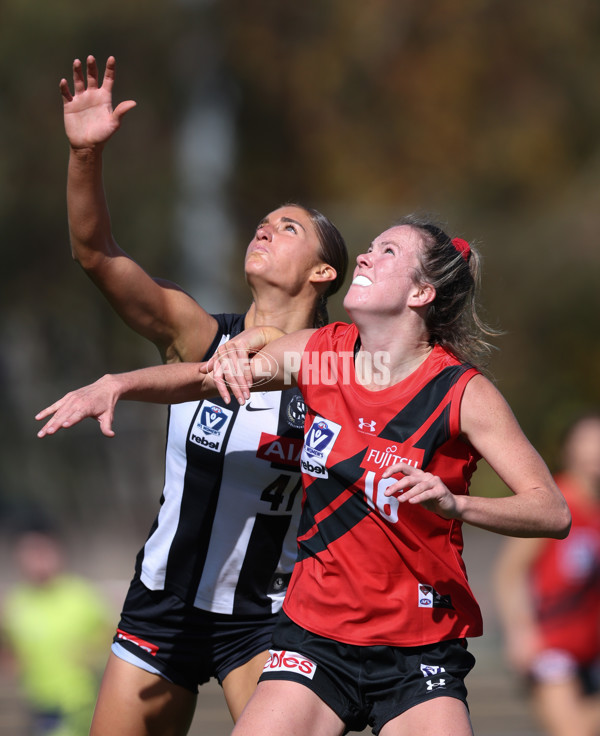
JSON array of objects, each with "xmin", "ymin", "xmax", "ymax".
[
  {"xmin": 212, "ymin": 344, "xmax": 254, "ymax": 405},
  {"xmin": 72, "ymin": 57, "xmax": 86, "ymax": 95},
  {"xmin": 380, "ymin": 464, "xmax": 437, "ymax": 501},
  {"xmin": 113, "ymin": 99, "xmax": 137, "ymax": 122},
  {"xmin": 36, "ymin": 409, "xmax": 77, "ymax": 438},
  {"xmin": 85, "ymin": 55, "xmax": 99, "ymax": 90},
  {"xmin": 102, "ymin": 55, "xmax": 117, "ymax": 90},
  {"xmin": 65, "ymin": 55, "xmax": 120, "ymax": 99},
  {"xmin": 59, "ymin": 77, "xmax": 73, "ymax": 103},
  {"xmin": 97, "ymin": 414, "xmax": 116, "ymax": 438}
]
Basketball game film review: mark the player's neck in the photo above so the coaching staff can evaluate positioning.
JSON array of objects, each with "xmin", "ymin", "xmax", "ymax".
[{"xmin": 244, "ymin": 295, "xmax": 316, "ymax": 334}]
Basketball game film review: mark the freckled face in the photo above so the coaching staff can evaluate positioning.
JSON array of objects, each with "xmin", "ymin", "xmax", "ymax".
[{"xmin": 343, "ymin": 225, "xmax": 424, "ymax": 316}]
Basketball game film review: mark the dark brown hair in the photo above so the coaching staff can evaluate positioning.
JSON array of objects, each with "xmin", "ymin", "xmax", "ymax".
[{"xmin": 285, "ymin": 203, "xmax": 348, "ymax": 327}]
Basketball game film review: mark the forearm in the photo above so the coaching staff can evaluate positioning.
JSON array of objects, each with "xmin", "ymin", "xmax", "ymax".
[
  {"xmin": 454, "ymin": 487, "xmax": 570, "ymax": 539},
  {"xmin": 110, "ymin": 362, "xmax": 216, "ymax": 404},
  {"xmin": 67, "ymin": 146, "xmax": 116, "ymax": 265}
]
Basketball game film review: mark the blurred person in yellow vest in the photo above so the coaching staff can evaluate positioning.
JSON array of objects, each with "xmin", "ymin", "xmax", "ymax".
[{"xmin": 1, "ymin": 521, "xmax": 112, "ymax": 736}]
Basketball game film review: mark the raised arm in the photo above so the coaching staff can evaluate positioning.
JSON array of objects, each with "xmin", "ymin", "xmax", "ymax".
[{"xmin": 62, "ymin": 55, "xmax": 216, "ymax": 363}]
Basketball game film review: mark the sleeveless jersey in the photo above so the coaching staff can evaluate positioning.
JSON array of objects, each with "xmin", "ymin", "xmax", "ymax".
[
  {"xmin": 531, "ymin": 474, "xmax": 600, "ymax": 663},
  {"xmin": 137, "ymin": 313, "xmax": 305, "ymax": 615},
  {"xmin": 285, "ymin": 321, "xmax": 483, "ymax": 647}
]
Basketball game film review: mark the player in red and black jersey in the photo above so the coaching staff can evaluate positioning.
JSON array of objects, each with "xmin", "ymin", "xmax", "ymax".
[
  {"xmin": 37, "ymin": 216, "xmax": 571, "ymax": 736},
  {"xmin": 496, "ymin": 412, "xmax": 600, "ymax": 736}
]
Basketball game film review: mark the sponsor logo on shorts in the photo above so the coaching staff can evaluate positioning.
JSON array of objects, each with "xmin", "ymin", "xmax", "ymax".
[
  {"xmin": 263, "ymin": 649, "xmax": 317, "ymax": 679},
  {"xmin": 420, "ymin": 664, "xmax": 446, "ymax": 677},
  {"xmin": 116, "ymin": 628, "xmax": 159, "ymax": 656},
  {"xmin": 426, "ymin": 678, "xmax": 447, "ymax": 691}
]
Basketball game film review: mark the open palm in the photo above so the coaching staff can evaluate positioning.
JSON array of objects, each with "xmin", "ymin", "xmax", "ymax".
[{"xmin": 60, "ymin": 55, "xmax": 136, "ymax": 148}]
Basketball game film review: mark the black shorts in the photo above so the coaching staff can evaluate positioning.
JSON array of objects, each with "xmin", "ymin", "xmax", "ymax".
[
  {"xmin": 112, "ymin": 575, "xmax": 278, "ymax": 693},
  {"xmin": 528, "ymin": 648, "xmax": 600, "ymax": 696},
  {"xmin": 260, "ymin": 612, "xmax": 476, "ymax": 734}
]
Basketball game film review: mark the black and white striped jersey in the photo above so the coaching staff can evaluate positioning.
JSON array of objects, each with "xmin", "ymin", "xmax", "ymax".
[{"xmin": 136, "ymin": 313, "xmax": 306, "ymax": 616}]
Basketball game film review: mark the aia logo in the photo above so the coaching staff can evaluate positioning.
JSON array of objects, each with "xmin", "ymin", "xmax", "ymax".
[{"xmin": 256, "ymin": 432, "xmax": 303, "ymax": 467}]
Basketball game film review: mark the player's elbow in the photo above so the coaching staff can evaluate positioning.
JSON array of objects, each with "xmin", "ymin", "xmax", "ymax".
[{"xmin": 547, "ymin": 500, "xmax": 572, "ymax": 540}]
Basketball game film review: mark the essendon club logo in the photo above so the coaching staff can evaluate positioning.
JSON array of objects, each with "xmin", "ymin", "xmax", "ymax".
[
  {"xmin": 417, "ymin": 584, "xmax": 454, "ymax": 610},
  {"xmin": 263, "ymin": 649, "xmax": 317, "ymax": 679},
  {"xmin": 256, "ymin": 432, "xmax": 303, "ymax": 468},
  {"xmin": 360, "ymin": 437, "xmax": 424, "ymax": 473}
]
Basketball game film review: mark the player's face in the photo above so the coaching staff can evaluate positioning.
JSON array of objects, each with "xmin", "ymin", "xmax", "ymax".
[
  {"xmin": 343, "ymin": 225, "xmax": 425, "ymax": 317},
  {"xmin": 245, "ymin": 206, "xmax": 324, "ymax": 293}
]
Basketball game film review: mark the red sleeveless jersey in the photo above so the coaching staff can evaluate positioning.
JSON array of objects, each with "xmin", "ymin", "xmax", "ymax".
[
  {"xmin": 531, "ymin": 474, "xmax": 600, "ymax": 663},
  {"xmin": 284, "ymin": 322, "xmax": 483, "ymax": 647}
]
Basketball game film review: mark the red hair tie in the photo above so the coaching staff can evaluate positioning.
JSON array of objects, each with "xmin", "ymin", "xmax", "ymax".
[{"xmin": 451, "ymin": 237, "xmax": 471, "ymax": 262}]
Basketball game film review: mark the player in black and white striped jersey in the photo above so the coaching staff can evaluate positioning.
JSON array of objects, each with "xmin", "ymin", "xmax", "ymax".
[{"xmin": 58, "ymin": 54, "xmax": 347, "ymax": 736}]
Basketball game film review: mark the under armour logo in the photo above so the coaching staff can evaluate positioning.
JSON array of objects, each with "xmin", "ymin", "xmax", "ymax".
[
  {"xmin": 358, "ymin": 418, "xmax": 377, "ymax": 432},
  {"xmin": 426, "ymin": 679, "xmax": 446, "ymax": 691}
]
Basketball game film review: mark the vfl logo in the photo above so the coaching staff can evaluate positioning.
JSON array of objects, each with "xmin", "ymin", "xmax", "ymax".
[
  {"xmin": 263, "ymin": 649, "xmax": 317, "ymax": 680},
  {"xmin": 305, "ymin": 421, "xmax": 335, "ymax": 458},
  {"xmin": 189, "ymin": 401, "xmax": 234, "ymax": 453},
  {"xmin": 199, "ymin": 404, "xmax": 228, "ymax": 435},
  {"xmin": 420, "ymin": 664, "xmax": 446, "ymax": 677},
  {"xmin": 301, "ymin": 416, "xmax": 342, "ymax": 479}
]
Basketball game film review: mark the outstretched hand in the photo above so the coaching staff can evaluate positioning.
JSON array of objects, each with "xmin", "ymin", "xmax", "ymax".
[
  {"xmin": 60, "ymin": 55, "xmax": 137, "ymax": 149},
  {"xmin": 201, "ymin": 326, "xmax": 285, "ymax": 405},
  {"xmin": 35, "ymin": 376, "xmax": 122, "ymax": 438}
]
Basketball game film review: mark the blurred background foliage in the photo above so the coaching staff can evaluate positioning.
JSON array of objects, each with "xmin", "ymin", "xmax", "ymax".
[{"xmin": 0, "ymin": 0, "xmax": 599, "ymax": 535}]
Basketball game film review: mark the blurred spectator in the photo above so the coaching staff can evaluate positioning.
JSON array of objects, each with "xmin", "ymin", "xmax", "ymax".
[
  {"xmin": 1, "ymin": 523, "xmax": 112, "ymax": 736},
  {"xmin": 495, "ymin": 411, "xmax": 600, "ymax": 736}
]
